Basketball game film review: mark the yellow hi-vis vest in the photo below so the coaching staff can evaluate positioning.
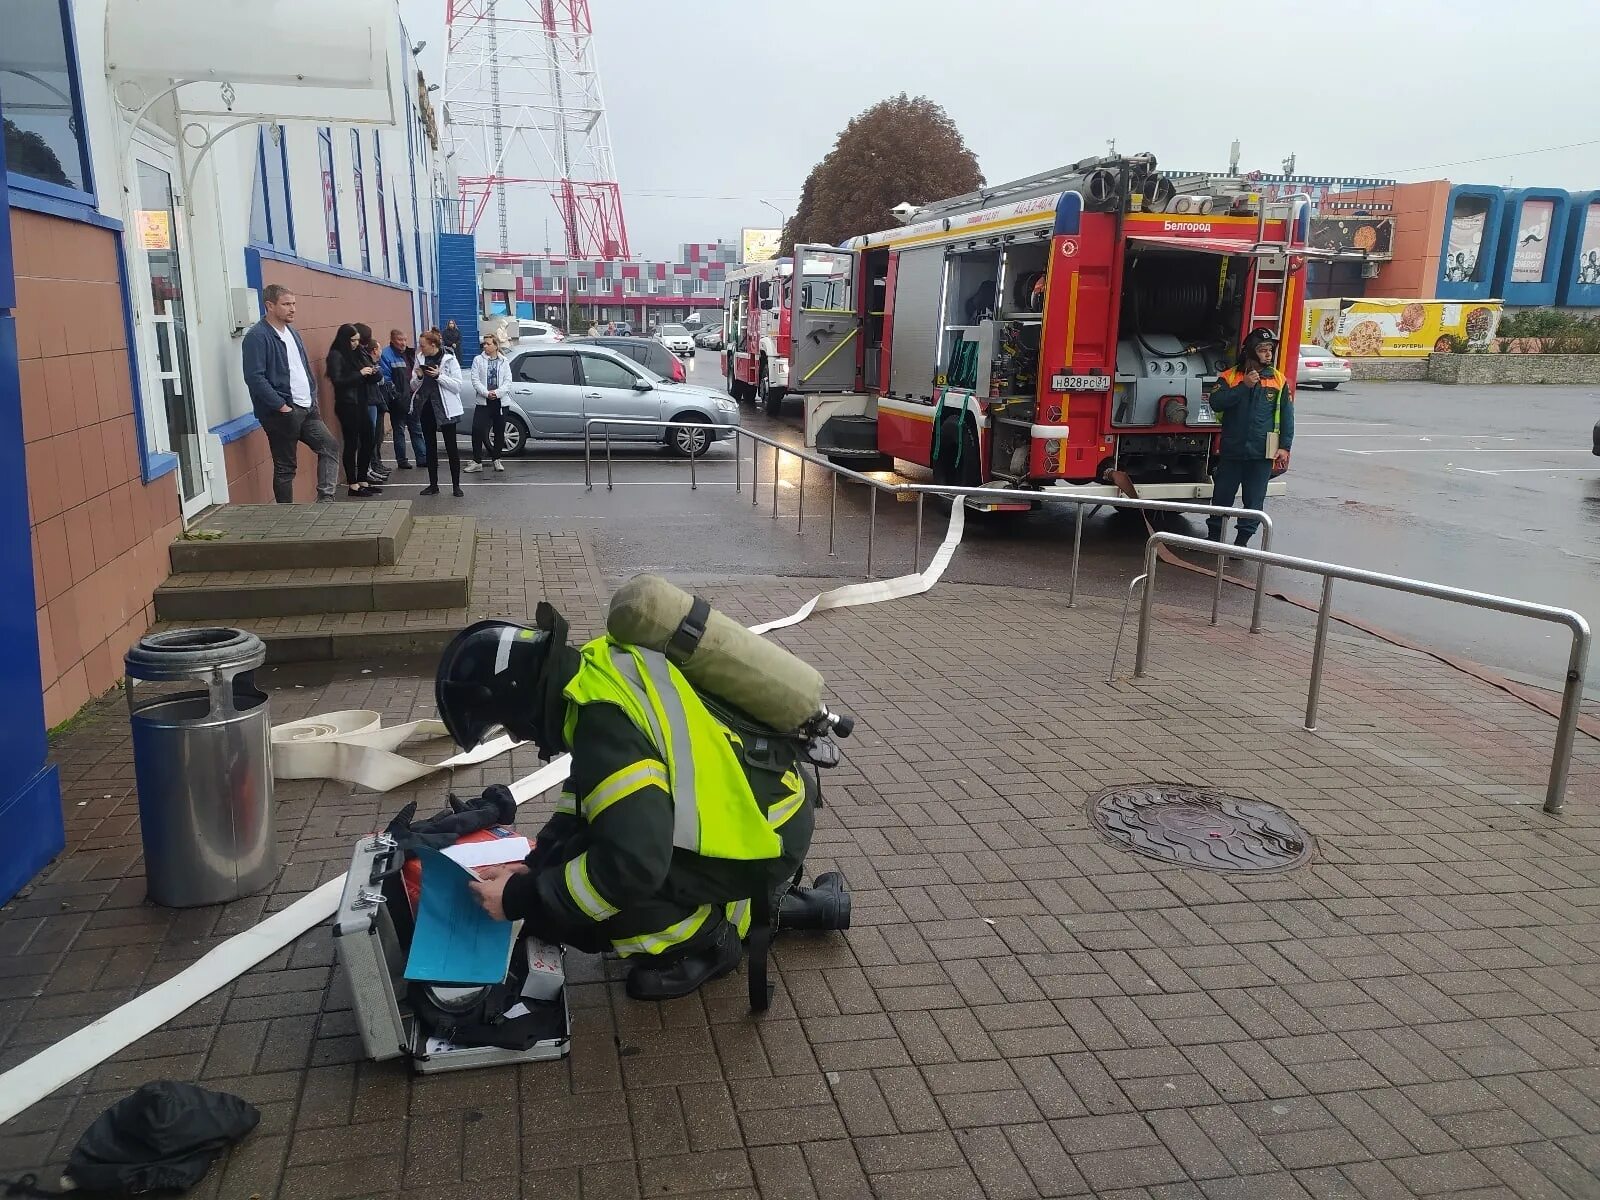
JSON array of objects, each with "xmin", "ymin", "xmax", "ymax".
[{"xmin": 562, "ymin": 637, "xmax": 784, "ymax": 862}]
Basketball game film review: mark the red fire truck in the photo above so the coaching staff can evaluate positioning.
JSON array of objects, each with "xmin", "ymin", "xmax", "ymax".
[
  {"xmin": 777, "ymin": 154, "xmax": 1311, "ymax": 500},
  {"xmin": 721, "ymin": 256, "xmax": 852, "ymax": 417}
]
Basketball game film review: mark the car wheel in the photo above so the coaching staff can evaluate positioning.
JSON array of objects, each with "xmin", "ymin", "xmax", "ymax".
[
  {"xmin": 501, "ymin": 414, "xmax": 530, "ymax": 457},
  {"xmin": 668, "ymin": 415, "xmax": 712, "ymax": 458},
  {"xmin": 1320, "ymin": 382, "xmax": 1340, "ymax": 391}
]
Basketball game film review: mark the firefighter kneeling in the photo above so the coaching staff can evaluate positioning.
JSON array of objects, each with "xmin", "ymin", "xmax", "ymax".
[{"xmin": 434, "ymin": 599, "xmax": 850, "ymax": 1002}]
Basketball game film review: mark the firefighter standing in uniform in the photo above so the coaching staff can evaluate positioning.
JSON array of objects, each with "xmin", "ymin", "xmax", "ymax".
[
  {"xmin": 434, "ymin": 603, "xmax": 847, "ymax": 1001},
  {"xmin": 1206, "ymin": 328, "xmax": 1294, "ymax": 549}
]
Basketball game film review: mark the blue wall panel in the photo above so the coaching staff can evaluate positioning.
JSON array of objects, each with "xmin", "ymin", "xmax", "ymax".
[
  {"xmin": 1492, "ymin": 188, "xmax": 1569, "ymax": 307},
  {"xmin": 437, "ymin": 232, "xmax": 480, "ymax": 362},
  {"xmin": 1556, "ymin": 191, "xmax": 1600, "ymax": 307},
  {"xmin": 1436, "ymin": 185, "xmax": 1505, "ymax": 301}
]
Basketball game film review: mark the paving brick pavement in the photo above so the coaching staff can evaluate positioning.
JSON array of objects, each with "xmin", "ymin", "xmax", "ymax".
[{"xmin": 2, "ymin": 553, "xmax": 1599, "ymax": 1199}]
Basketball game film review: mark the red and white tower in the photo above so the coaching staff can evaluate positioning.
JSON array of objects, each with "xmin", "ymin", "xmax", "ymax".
[{"xmin": 443, "ymin": 0, "xmax": 630, "ymax": 257}]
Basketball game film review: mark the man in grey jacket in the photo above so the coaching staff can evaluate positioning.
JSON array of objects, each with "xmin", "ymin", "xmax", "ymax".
[{"xmin": 241, "ymin": 284, "xmax": 340, "ymax": 502}]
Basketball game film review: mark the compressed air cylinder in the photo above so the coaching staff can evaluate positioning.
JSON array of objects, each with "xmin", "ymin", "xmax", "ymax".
[{"xmin": 607, "ymin": 574, "xmax": 825, "ymax": 734}]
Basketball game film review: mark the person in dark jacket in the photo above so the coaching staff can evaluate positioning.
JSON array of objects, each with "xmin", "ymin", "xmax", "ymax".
[
  {"xmin": 442, "ymin": 318, "xmax": 463, "ymax": 357},
  {"xmin": 325, "ymin": 324, "xmax": 381, "ymax": 497},
  {"xmin": 240, "ymin": 285, "xmax": 339, "ymax": 502},
  {"xmin": 1206, "ymin": 328, "xmax": 1294, "ymax": 547},
  {"xmin": 434, "ymin": 604, "xmax": 849, "ymax": 1001},
  {"xmin": 355, "ymin": 324, "xmax": 390, "ymax": 481},
  {"xmin": 380, "ymin": 329, "xmax": 423, "ymax": 468}
]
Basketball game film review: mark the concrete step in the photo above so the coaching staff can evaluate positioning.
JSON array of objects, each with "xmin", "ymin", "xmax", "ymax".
[
  {"xmin": 154, "ymin": 516, "xmax": 474, "ymax": 622},
  {"xmin": 168, "ymin": 501, "xmax": 414, "ymax": 572},
  {"xmin": 148, "ymin": 606, "xmax": 471, "ymax": 664}
]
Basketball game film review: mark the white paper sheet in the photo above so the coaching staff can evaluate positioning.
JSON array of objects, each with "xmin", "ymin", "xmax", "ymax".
[{"xmin": 442, "ymin": 836, "xmax": 532, "ymax": 870}]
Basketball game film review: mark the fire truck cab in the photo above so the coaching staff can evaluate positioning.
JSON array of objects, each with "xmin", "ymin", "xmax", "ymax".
[
  {"xmin": 721, "ymin": 254, "xmax": 857, "ymax": 418},
  {"xmin": 787, "ymin": 154, "xmax": 1311, "ymax": 501}
]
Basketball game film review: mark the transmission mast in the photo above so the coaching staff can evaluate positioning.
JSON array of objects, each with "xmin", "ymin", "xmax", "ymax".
[{"xmin": 443, "ymin": 0, "xmax": 630, "ymax": 257}]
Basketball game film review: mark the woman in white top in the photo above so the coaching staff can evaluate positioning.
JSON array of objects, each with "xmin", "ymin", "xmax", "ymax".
[
  {"xmin": 466, "ymin": 333, "xmax": 509, "ymax": 472},
  {"xmin": 410, "ymin": 328, "xmax": 465, "ymax": 496}
]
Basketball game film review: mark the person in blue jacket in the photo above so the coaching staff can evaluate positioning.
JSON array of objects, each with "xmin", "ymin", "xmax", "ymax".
[{"xmin": 1206, "ymin": 328, "xmax": 1294, "ymax": 548}]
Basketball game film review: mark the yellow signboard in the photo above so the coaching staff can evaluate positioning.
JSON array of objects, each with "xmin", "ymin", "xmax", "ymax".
[
  {"xmin": 136, "ymin": 210, "xmax": 171, "ymax": 251},
  {"xmin": 741, "ymin": 227, "xmax": 780, "ymax": 264},
  {"xmin": 1303, "ymin": 297, "xmax": 1503, "ymax": 358}
]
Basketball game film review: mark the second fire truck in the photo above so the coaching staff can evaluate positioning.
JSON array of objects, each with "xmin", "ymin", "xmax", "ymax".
[{"xmin": 728, "ymin": 153, "xmax": 1312, "ymax": 501}]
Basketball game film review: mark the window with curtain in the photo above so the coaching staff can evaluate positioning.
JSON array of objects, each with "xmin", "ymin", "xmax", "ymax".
[
  {"xmin": 374, "ymin": 132, "xmax": 391, "ymax": 278},
  {"xmin": 349, "ymin": 129, "xmax": 371, "ymax": 273}
]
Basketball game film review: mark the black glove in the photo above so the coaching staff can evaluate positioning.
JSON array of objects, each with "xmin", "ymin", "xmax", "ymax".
[{"xmin": 385, "ymin": 785, "xmax": 518, "ymax": 852}]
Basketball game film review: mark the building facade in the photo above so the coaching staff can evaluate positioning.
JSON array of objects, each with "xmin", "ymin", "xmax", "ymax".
[
  {"xmin": 484, "ymin": 241, "xmax": 737, "ymax": 328},
  {"xmin": 0, "ymin": 0, "xmax": 446, "ymax": 903}
]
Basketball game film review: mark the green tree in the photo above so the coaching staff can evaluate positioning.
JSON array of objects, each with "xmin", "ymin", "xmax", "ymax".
[{"xmin": 782, "ymin": 94, "xmax": 982, "ymax": 254}]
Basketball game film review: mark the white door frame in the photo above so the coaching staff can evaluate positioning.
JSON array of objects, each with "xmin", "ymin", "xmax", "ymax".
[{"xmin": 127, "ymin": 130, "xmax": 213, "ymax": 519}]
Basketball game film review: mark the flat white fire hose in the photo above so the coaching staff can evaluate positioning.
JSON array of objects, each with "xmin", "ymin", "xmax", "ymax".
[
  {"xmin": 0, "ymin": 502, "xmax": 968, "ymax": 1126},
  {"xmin": 270, "ymin": 711, "xmax": 520, "ymax": 792}
]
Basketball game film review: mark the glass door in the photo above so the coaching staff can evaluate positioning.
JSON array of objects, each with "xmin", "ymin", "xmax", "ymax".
[{"xmin": 133, "ymin": 152, "xmax": 208, "ymax": 515}]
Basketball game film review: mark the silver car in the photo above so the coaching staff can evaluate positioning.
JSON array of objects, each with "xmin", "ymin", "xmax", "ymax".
[
  {"xmin": 1297, "ymin": 344, "xmax": 1353, "ymax": 390},
  {"xmin": 459, "ymin": 344, "xmax": 739, "ymax": 458}
]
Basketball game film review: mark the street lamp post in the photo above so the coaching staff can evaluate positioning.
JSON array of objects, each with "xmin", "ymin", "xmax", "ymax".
[{"xmin": 759, "ymin": 199, "xmax": 787, "ymax": 232}]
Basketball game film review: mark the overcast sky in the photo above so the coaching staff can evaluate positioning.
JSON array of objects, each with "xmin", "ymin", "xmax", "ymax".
[{"xmin": 406, "ymin": 0, "xmax": 1600, "ymax": 261}]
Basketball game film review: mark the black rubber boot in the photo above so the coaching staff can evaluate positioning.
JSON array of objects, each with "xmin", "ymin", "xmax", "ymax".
[
  {"xmin": 624, "ymin": 919, "xmax": 741, "ymax": 1001},
  {"xmin": 778, "ymin": 872, "xmax": 852, "ymax": 932},
  {"xmin": 1233, "ymin": 528, "xmax": 1253, "ymax": 547}
]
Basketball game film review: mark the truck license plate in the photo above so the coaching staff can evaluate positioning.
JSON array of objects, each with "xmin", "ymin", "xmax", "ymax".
[{"xmin": 1051, "ymin": 374, "xmax": 1110, "ymax": 391}]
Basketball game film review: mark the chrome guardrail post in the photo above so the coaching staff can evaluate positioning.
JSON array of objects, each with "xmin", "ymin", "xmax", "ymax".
[
  {"xmin": 915, "ymin": 493, "xmax": 925, "ymax": 573},
  {"xmin": 772, "ymin": 444, "xmax": 780, "ymax": 519},
  {"xmin": 689, "ymin": 434, "xmax": 697, "ymax": 490},
  {"xmin": 1212, "ymin": 547, "xmax": 1227, "ymax": 626},
  {"xmin": 1108, "ymin": 573, "xmax": 1148, "ymax": 683},
  {"xmin": 829, "ymin": 473, "xmax": 838, "ymax": 557},
  {"xmin": 867, "ymin": 488, "xmax": 877, "ymax": 580},
  {"xmin": 583, "ymin": 425, "xmax": 592, "ymax": 490},
  {"xmin": 1304, "ymin": 577, "xmax": 1334, "ymax": 730},
  {"xmin": 751, "ymin": 432, "xmax": 759, "ymax": 506},
  {"xmin": 797, "ymin": 458, "xmax": 805, "ymax": 534},
  {"xmin": 1128, "ymin": 531, "xmax": 1591, "ymax": 815},
  {"xmin": 734, "ymin": 429, "xmax": 742, "ymax": 494},
  {"xmin": 1068, "ymin": 505, "xmax": 1085, "ymax": 608}
]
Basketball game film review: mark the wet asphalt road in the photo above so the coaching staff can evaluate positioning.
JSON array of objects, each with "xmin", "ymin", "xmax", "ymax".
[{"xmin": 394, "ymin": 351, "xmax": 1599, "ymax": 698}]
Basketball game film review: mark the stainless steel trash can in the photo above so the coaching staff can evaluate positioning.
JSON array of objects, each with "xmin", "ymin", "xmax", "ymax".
[{"xmin": 125, "ymin": 628, "xmax": 275, "ymax": 907}]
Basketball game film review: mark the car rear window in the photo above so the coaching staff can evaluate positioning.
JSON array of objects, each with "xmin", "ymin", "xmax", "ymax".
[
  {"xmin": 514, "ymin": 353, "xmax": 574, "ymax": 385},
  {"xmin": 662, "ymin": 325, "xmax": 689, "ymax": 336}
]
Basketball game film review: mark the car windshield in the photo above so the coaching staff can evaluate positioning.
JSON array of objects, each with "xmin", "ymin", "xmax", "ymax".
[{"xmin": 662, "ymin": 324, "xmax": 689, "ymax": 336}]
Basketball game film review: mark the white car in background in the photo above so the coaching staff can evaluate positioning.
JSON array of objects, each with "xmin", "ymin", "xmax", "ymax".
[
  {"xmin": 656, "ymin": 323, "xmax": 696, "ymax": 357},
  {"xmin": 1297, "ymin": 344, "xmax": 1352, "ymax": 390},
  {"xmin": 513, "ymin": 320, "xmax": 564, "ymax": 343}
]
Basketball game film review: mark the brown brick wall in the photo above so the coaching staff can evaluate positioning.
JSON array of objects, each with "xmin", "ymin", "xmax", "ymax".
[
  {"xmin": 12, "ymin": 209, "xmax": 182, "ymax": 727},
  {"xmin": 1427, "ymin": 351, "xmax": 1600, "ymax": 384},
  {"xmin": 236, "ymin": 260, "xmax": 417, "ymax": 500}
]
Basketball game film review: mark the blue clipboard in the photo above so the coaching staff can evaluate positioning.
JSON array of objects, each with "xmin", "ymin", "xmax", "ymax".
[{"xmin": 403, "ymin": 846, "xmax": 516, "ymax": 986}]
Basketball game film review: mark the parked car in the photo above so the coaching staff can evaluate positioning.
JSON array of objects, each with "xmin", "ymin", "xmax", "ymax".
[
  {"xmin": 694, "ymin": 325, "xmax": 724, "ymax": 350},
  {"xmin": 657, "ymin": 323, "xmax": 696, "ymax": 357},
  {"xmin": 512, "ymin": 320, "xmax": 564, "ymax": 344},
  {"xmin": 568, "ymin": 335, "xmax": 687, "ymax": 382},
  {"xmin": 457, "ymin": 344, "xmax": 737, "ymax": 458},
  {"xmin": 1297, "ymin": 344, "xmax": 1352, "ymax": 390}
]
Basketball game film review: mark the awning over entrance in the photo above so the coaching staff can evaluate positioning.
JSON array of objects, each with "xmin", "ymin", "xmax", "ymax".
[{"xmin": 106, "ymin": 0, "xmax": 397, "ymax": 125}]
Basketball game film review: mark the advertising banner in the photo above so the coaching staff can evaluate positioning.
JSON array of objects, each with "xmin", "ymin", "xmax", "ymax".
[
  {"xmin": 1510, "ymin": 199, "xmax": 1555, "ymax": 283},
  {"xmin": 741, "ymin": 228, "xmax": 780, "ymax": 263},
  {"xmin": 1444, "ymin": 211, "xmax": 1486, "ymax": 282},
  {"xmin": 1303, "ymin": 298, "xmax": 1502, "ymax": 357},
  {"xmin": 1308, "ymin": 217, "xmax": 1393, "ymax": 258},
  {"xmin": 1577, "ymin": 203, "xmax": 1600, "ymax": 285}
]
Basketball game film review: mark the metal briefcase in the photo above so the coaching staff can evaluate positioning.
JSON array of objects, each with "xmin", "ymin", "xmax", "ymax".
[{"xmin": 332, "ymin": 832, "xmax": 571, "ymax": 1074}]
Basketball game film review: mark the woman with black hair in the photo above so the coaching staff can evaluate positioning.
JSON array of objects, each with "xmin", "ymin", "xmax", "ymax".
[
  {"xmin": 326, "ymin": 323, "xmax": 380, "ymax": 497},
  {"xmin": 354, "ymin": 323, "xmax": 390, "ymax": 482}
]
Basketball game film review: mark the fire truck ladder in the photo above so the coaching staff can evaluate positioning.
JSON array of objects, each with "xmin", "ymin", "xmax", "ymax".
[
  {"xmin": 1244, "ymin": 194, "xmax": 1310, "ymax": 343},
  {"xmin": 904, "ymin": 162, "xmax": 1108, "ymax": 220}
]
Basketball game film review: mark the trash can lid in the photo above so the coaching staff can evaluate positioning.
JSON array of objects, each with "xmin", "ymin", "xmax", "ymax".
[{"xmin": 125, "ymin": 628, "xmax": 267, "ymax": 681}]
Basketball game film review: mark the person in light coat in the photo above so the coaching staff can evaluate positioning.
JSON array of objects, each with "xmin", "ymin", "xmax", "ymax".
[
  {"xmin": 411, "ymin": 328, "xmax": 465, "ymax": 497},
  {"xmin": 466, "ymin": 333, "xmax": 510, "ymax": 473}
]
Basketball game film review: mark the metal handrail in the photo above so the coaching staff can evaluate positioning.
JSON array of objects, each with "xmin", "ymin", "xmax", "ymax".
[
  {"xmin": 581, "ymin": 417, "xmax": 1275, "ymax": 627},
  {"xmin": 1121, "ymin": 532, "xmax": 1592, "ymax": 815}
]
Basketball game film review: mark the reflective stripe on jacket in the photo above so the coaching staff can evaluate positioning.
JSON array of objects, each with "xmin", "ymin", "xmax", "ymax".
[
  {"xmin": 562, "ymin": 637, "xmax": 784, "ymax": 863},
  {"xmin": 1210, "ymin": 366, "xmax": 1293, "ymax": 460}
]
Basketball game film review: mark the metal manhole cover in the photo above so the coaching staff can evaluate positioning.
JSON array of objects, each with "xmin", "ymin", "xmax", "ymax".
[{"xmin": 1089, "ymin": 784, "xmax": 1315, "ymax": 873}]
